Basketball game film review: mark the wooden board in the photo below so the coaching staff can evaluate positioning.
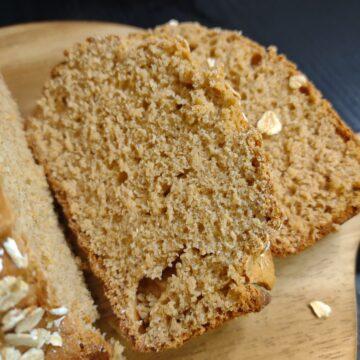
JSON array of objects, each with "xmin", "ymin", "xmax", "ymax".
[{"xmin": 0, "ymin": 21, "xmax": 358, "ymax": 359}]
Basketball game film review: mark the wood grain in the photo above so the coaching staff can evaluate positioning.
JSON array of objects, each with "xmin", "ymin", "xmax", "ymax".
[{"xmin": 0, "ymin": 21, "xmax": 358, "ymax": 360}]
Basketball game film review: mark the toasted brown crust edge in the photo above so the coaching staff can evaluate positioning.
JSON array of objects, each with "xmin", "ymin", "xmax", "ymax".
[{"xmin": 133, "ymin": 286, "xmax": 270, "ymax": 352}]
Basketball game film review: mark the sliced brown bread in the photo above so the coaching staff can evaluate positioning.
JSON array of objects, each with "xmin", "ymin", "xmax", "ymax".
[
  {"xmin": 26, "ymin": 34, "xmax": 282, "ymax": 351},
  {"xmin": 0, "ymin": 75, "xmax": 112, "ymax": 359},
  {"xmin": 155, "ymin": 22, "xmax": 360, "ymax": 256}
]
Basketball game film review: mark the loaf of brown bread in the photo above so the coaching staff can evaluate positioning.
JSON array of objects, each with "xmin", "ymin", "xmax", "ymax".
[
  {"xmin": 0, "ymin": 74, "xmax": 112, "ymax": 359},
  {"xmin": 27, "ymin": 33, "xmax": 282, "ymax": 351},
  {"xmin": 155, "ymin": 22, "xmax": 360, "ymax": 256}
]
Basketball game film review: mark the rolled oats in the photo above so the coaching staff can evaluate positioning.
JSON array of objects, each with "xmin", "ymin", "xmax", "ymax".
[
  {"xmin": 309, "ymin": 300, "xmax": 332, "ymax": 318},
  {"xmin": 20, "ymin": 348, "xmax": 44, "ymax": 360},
  {"xmin": 2, "ymin": 308, "xmax": 30, "ymax": 332},
  {"xmin": 15, "ymin": 307, "xmax": 45, "ymax": 333},
  {"xmin": 0, "ymin": 276, "xmax": 29, "ymax": 312},
  {"xmin": 3, "ymin": 238, "xmax": 28, "ymax": 269},
  {"xmin": 48, "ymin": 306, "xmax": 68, "ymax": 316},
  {"xmin": 53, "ymin": 315, "xmax": 65, "ymax": 328},
  {"xmin": 4, "ymin": 333, "xmax": 39, "ymax": 347},
  {"xmin": 47, "ymin": 331, "xmax": 63, "ymax": 347},
  {"xmin": 30, "ymin": 328, "xmax": 51, "ymax": 348},
  {"xmin": 168, "ymin": 19, "xmax": 179, "ymax": 26},
  {"xmin": 289, "ymin": 74, "xmax": 307, "ymax": 89},
  {"xmin": 257, "ymin": 111, "xmax": 282, "ymax": 135},
  {"xmin": 1, "ymin": 347, "xmax": 21, "ymax": 360}
]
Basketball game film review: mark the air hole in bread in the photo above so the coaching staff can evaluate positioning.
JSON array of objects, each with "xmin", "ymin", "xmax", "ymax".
[
  {"xmin": 220, "ymin": 282, "xmax": 231, "ymax": 297},
  {"xmin": 288, "ymin": 103, "xmax": 296, "ymax": 111},
  {"xmin": 250, "ymin": 53, "xmax": 262, "ymax": 67},
  {"xmin": 198, "ymin": 223, "xmax": 205, "ymax": 233},
  {"xmin": 251, "ymin": 157, "xmax": 260, "ymax": 168},
  {"xmin": 136, "ymin": 252, "xmax": 183, "ymax": 333},
  {"xmin": 142, "ymin": 100, "xmax": 150, "ymax": 111},
  {"xmin": 161, "ymin": 183, "xmax": 172, "ymax": 197},
  {"xmin": 299, "ymin": 86, "xmax": 310, "ymax": 95},
  {"xmin": 176, "ymin": 168, "xmax": 191, "ymax": 179},
  {"xmin": 118, "ymin": 171, "xmax": 128, "ymax": 185},
  {"xmin": 54, "ymin": 94, "xmax": 67, "ymax": 113},
  {"xmin": 246, "ymin": 177, "xmax": 255, "ymax": 186}
]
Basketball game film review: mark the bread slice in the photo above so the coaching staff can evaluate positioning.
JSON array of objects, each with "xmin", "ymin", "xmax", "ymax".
[
  {"xmin": 26, "ymin": 34, "xmax": 282, "ymax": 351},
  {"xmin": 0, "ymin": 75, "xmax": 112, "ymax": 359},
  {"xmin": 155, "ymin": 22, "xmax": 360, "ymax": 256}
]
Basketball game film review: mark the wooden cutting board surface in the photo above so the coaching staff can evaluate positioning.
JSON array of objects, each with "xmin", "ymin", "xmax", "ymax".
[{"xmin": 0, "ymin": 21, "xmax": 358, "ymax": 360}]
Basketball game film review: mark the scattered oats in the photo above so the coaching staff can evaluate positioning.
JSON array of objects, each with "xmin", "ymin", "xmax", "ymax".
[
  {"xmin": 3, "ymin": 237, "xmax": 28, "ymax": 269},
  {"xmin": 168, "ymin": 19, "xmax": 179, "ymax": 26},
  {"xmin": 309, "ymin": 300, "xmax": 332, "ymax": 319},
  {"xmin": 1, "ymin": 347, "xmax": 21, "ymax": 360},
  {"xmin": 48, "ymin": 306, "xmax": 68, "ymax": 316},
  {"xmin": 257, "ymin": 111, "xmax": 282, "ymax": 135},
  {"xmin": 30, "ymin": 328, "xmax": 51, "ymax": 348},
  {"xmin": 48, "ymin": 331, "xmax": 63, "ymax": 347},
  {"xmin": 2, "ymin": 307, "xmax": 30, "ymax": 332},
  {"xmin": 15, "ymin": 307, "xmax": 45, "ymax": 333},
  {"xmin": 289, "ymin": 74, "xmax": 307, "ymax": 89},
  {"xmin": 4, "ymin": 333, "xmax": 39, "ymax": 347},
  {"xmin": 53, "ymin": 315, "xmax": 65, "ymax": 328},
  {"xmin": 120, "ymin": 309, "xmax": 126, "ymax": 315},
  {"xmin": 20, "ymin": 348, "xmax": 44, "ymax": 360},
  {"xmin": 207, "ymin": 58, "xmax": 216, "ymax": 68},
  {"xmin": 0, "ymin": 276, "xmax": 29, "ymax": 312}
]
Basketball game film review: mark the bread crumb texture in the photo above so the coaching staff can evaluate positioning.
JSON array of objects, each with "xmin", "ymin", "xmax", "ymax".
[
  {"xmin": 155, "ymin": 22, "xmax": 360, "ymax": 255},
  {"xmin": 0, "ymin": 75, "xmax": 111, "ymax": 359},
  {"xmin": 27, "ymin": 34, "xmax": 281, "ymax": 351}
]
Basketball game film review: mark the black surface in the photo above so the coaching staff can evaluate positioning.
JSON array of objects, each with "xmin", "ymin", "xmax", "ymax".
[
  {"xmin": 1, "ymin": 0, "xmax": 359, "ymax": 354},
  {"xmin": 1, "ymin": 0, "xmax": 360, "ymax": 132}
]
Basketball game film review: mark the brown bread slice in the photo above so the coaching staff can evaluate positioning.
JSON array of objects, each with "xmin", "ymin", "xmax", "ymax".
[
  {"xmin": 155, "ymin": 22, "xmax": 360, "ymax": 256},
  {"xmin": 26, "ymin": 33, "xmax": 282, "ymax": 351},
  {"xmin": 0, "ymin": 75, "xmax": 112, "ymax": 359}
]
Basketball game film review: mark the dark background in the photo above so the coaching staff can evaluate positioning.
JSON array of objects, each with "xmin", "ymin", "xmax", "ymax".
[
  {"xmin": 1, "ymin": 0, "xmax": 360, "ymax": 132},
  {"xmin": 1, "ymin": 0, "xmax": 360, "ymax": 352}
]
